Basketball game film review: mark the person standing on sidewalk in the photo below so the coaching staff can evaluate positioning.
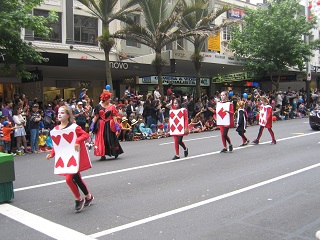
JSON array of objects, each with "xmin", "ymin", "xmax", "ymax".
[
  {"xmin": 29, "ymin": 103, "xmax": 41, "ymax": 153},
  {"xmin": 216, "ymin": 91, "xmax": 234, "ymax": 153},
  {"xmin": 252, "ymin": 96, "xmax": 276, "ymax": 145},
  {"xmin": 46, "ymin": 105, "xmax": 94, "ymax": 212}
]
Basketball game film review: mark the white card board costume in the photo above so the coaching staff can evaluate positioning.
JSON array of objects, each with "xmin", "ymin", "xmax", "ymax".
[
  {"xmin": 216, "ymin": 102, "xmax": 231, "ymax": 126},
  {"xmin": 169, "ymin": 108, "xmax": 187, "ymax": 135}
]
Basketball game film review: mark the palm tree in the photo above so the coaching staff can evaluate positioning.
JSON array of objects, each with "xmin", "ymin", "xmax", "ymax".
[
  {"xmin": 77, "ymin": 0, "xmax": 141, "ymax": 93},
  {"xmin": 113, "ymin": 0, "xmax": 197, "ymax": 95},
  {"xmin": 180, "ymin": 0, "xmax": 230, "ymax": 99}
]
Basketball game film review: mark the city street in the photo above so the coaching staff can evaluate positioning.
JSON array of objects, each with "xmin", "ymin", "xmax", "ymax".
[{"xmin": 1, "ymin": 118, "xmax": 320, "ymax": 240}]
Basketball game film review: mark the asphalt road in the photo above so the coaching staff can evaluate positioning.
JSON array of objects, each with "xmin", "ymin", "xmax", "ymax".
[{"xmin": 1, "ymin": 118, "xmax": 320, "ymax": 240}]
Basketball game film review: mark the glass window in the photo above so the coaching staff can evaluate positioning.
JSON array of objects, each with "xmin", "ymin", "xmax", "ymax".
[
  {"xmin": 222, "ymin": 26, "xmax": 231, "ymax": 41},
  {"xmin": 126, "ymin": 15, "xmax": 141, "ymax": 48},
  {"xmin": 74, "ymin": 15, "xmax": 98, "ymax": 45},
  {"xmin": 34, "ymin": 9, "xmax": 62, "ymax": 43}
]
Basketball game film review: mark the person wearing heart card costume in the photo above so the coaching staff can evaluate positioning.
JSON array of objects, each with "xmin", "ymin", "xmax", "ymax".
[
  {"xmin": 90, "ymin": 91, "xmax": 123, "ymax": 160},
  {"xmin": 46, "ymin": 106, "xmax": 94, "ymax": 212},
  {"xmin": 169, "ymin": 98, "xmax": 189, "ymax": 160},
  {"xmin": 216, "ymin": 91, "xmax": 234, "ymax": 153},
  {"xmin": 252, "ymin": 96, "xmax": 276, "ymax": 144}
]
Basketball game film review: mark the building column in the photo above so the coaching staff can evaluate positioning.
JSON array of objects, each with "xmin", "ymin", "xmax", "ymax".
[{"xmin": 65, "ymin": 0, "xmax": 74, "ymax": 44}]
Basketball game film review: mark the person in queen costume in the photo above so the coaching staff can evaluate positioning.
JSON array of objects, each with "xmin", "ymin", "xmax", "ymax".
[
  {"xmin": 90, "ymin": 91, "xmax": 123, "ymax": 160},
  {"xmin": 169, "ymin": 98, "xmax": 189, "ymax": 160},
  {"xmin": 252, "ymin": 96, "xmax": 276, "ymax": 144},
  {"xmin": 216, "ymin": 91, "xmax": 234, "ymax": 153},
  {"xmin": 46, "ymin": 106, "xmax": 94, "ymax": 212}
]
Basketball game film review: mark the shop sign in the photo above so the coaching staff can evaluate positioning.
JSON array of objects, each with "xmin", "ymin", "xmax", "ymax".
[
  {"xmin": 212, "ymin": 71, "xmax": 254, "ymax": 83},
  {"xmin": 109, "ymin": 62, "xmax": 129, "ymax": 70},
  {"xmin": 227, "ymin": 9, "xmax": 244, "ymax": 19},
  {"xmin": 208, "ymin": 32, "xmax": 221, "ymax": 52},
  {"xmin": 78, "ymin": 81, "xmax": 91, "ymax": 88},
  {"xmin": 28, "ymin": 52, "xmax": 68, "ymax": 67},
  {"xmin": 21, "ymin": 70, "xmax": 43, "ymax": 83},
  {"xmin": 139, "ymin": 76, "xmax": 210, "ymax": 86}
]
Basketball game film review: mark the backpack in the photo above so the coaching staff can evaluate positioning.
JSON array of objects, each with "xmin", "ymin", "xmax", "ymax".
[{"xmin": 43, "ymin": 115, "xmax": 52, "ymax": 126}]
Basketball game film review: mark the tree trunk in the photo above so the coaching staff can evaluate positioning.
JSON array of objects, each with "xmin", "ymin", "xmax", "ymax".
[
  {"xmin": 155, "ymin": 51, "xmax": 164, "ymax": 96},
  {"xmin": 104, "ymin": 50, "xmax": 113, "ymax": 93},
  {"xmin": 194, "ymin": 59, "xmax": 202, "ymax": 100}
]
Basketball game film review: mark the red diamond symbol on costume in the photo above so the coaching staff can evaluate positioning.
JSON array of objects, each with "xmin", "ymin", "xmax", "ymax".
[
  {"xmin": 169, "ymin": 112, "xmax": 176, "ymax": 119},
  {"xmin": 174, "ymin": 117, "xmax": 180, "ymax": 126},
  {"xmin": 170, "ymin": 125, "xmax": 176, "ymax": 132},
  {"xmin": 177, "ymin": 111, "xmax": 184, "ymax": 119},
  {"xmin": 177, "ymin": 124, "xmax": 183, "ymax": 132},
  {"xmin": 218, "ymin": 108, "xmax": 227, "ymax": 119}
]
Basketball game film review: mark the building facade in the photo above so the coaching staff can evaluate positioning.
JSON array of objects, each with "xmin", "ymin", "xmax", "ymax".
[{"xmin": 0, "ymin": 0, "xmax": 319, "ymax": 103}]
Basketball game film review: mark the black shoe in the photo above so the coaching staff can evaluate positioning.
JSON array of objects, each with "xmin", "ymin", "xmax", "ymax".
[
  {"xmin": 172, "ymin": 155, "xmax": 180, "ymax": 160},
  {"xmin": 239, "ymin": 143, "xmax": 246, "ymax": 147},
  {"xmin": 271, "ymin": 140, "xmax": 277, "ymax": 144},
  {"xmin": 75, "ymin": 199, "xmax": 85, "ymax": 212},
  {"xmin": 84, "ymin": 195, "xmax": 94, "ymax": 207},
  {"xmin": 184, "ymin": 148, "xmax": 188, "ymax": 157},
  {"xmin": 245, "ymin": 140, "xmax": 250, "ymax": 145},
  {"xmin": 114, "ymin": 154, "xmax": 118, "ymax": 159},
  {"xmin": 229, "ymin": 145, "xmax": 233, "ymax": 152},
  {"xmin": 252, "ymin": 139, "xmax": 259, "ymax": 144},
  {"xmin": 100, "ymin": 156, "xmax": 107, "ymax": 161},
  {"xmin": 220, "ymin": 148, "xmax": 227, "ymax": 153}
]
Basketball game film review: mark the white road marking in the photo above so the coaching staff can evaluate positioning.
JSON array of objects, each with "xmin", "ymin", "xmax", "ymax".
[
  {"xmin": 89, "ymin": 162, "xmax": 320, "ymax": 238},
  {"xmin": 0, "ymin": 204, "xmax": 95, "ymax": 240},
  {"xmin": 3, "ymin": 130, "xmax": 320, "ymax": 239},
  {"xmin": 159, "ymin": 135, "xmax": 219, "ymax": 145},
  {"xmin": 14, "ymin": 131, "xmax": 320, "ymax": 192}
]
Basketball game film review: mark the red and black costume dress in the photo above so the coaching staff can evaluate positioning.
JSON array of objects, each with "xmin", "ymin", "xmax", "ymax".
[{"xmin": 94, "ymin": 104, "xmax": 123, "ymax": 159}]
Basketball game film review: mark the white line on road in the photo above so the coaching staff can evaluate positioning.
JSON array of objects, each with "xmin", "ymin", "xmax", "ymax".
[
  {"xmin": 89, "ymin": 162, "xmax": 320, "ymax": 238},
  {"xmin": 159, "ymin": 135, "xmax": 219, "ymax": 145},
  {"xmin": 0, "ymin": 204, "xmax": 95, "ymax": 240},
  {"xmin": 4, "ymin": 131, "xmax": 320, "ymax": 239},
  {"xmin": 14, "ymin": 131, "xmax": 320, "ymax": 192}
]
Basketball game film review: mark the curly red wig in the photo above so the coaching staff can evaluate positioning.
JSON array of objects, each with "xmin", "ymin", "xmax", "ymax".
[{"xmin": 100, "ymin": 91, "xmax": 112, "ymax": 101}]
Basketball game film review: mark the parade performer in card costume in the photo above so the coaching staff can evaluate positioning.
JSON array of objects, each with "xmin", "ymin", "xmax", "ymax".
[
  {"xmin": 90, "ymin": 91, "xmax": 123, "ymax": 160},
  {"xmin": 236, "ymin": 101, "xmax": 250, "ymax": 146},
  {"xmin": 46, "ymin": 106, "xmax": 94, "ymax": 212},
  {"xmin": 252, "ymin": 96, "xmax": 276, "ymax": 144},
  {"xmin": 216, "ymin": 91, "xmax": 234, "ymax": 153},
  {"xmin": 169, "ymin": 98, "xmax": 189, "ymax": 160}
]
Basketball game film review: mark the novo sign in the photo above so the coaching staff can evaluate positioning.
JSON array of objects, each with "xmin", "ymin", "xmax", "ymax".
[{"xmin": 109, "ymin": 62, "xmax": 129, "ymax": 70}]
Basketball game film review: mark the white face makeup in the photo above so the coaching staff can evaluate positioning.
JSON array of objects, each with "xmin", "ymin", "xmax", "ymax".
[
  {"xmin": 58, "ymin": 108, "xmax": 69, "ymax": 122},
  {"xmin": 173, "ymin": 101, "xmax": 179, "ymax": 108},
  {"xmin": 221, "ymin": 92, "xmax": 228, "ymax": 101}
]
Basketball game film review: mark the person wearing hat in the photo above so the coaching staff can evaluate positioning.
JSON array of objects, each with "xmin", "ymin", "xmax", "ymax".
[
  {"xmin": 90, "ymin": 91, "xmax": 123, "ymax": 160},
  {"xmin": 44, "ymin": 103, "xmax": 55, "ymax": 130},
  {"xmin": 119, "ymin": 117, "xmax": 131, "ymax": 141},
  {"xmin": 29, "ymin": 103, "xmax": 42, "ymax": 153},
  {"xmin": 79, "ymin": 88, "xmax": 88, "ymax": 101},
  {"xmin": 74, "ymin": 102, "xmax": 88, "ymax": 131}
]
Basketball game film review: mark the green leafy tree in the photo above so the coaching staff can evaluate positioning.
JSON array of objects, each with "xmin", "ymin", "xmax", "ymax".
[
  {"xmin": 180, "ymin": 0, "xmax": 230, "ymax": 99},
  {"xmin": 0, "ymin": 0, "xmax": 57, "ymax": 78},
  {"xmin": 77, "ymin": 0, "xmax": 141, "ymax": 93},
  {"xmin": 113, "ymin": 0, "xmax": 198, "ymax": 95},
  {"xmin": 229, "ymin": 0, "xmax": 319, "ymax": 91}
]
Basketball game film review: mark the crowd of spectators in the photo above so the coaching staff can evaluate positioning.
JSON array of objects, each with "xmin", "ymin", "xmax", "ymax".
[{"xmin": 0, "ymin": 85, "xmax": 319, "ymax": 154}]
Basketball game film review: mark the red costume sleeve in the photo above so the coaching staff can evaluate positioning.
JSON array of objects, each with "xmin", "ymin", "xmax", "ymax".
[{"xmin": 75, "ymin": 126, "xmax": 89, "ymax": 144}]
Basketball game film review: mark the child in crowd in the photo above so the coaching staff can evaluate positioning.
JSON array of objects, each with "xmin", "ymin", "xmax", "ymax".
[
  {"xmin": 2, "ymin": 121, "xmax": 20, "ymax": 154},
  {"xmin": 0, "ymin": 116, "xmax": 5, "ymax": 153},
  {"xmin": 120, "ymin": 117, "xmax": 132, "ymax": 141},
  {"xmin": 38, "ymin": 131, "xmax": 47, "ymax": 152},
  {"xmin": 46, "ymin": 106, "xmax": 94, "ymax": 212}
]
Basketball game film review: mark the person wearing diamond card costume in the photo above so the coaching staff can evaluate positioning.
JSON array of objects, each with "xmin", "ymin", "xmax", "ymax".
[
  {"xmin": 46, "ymin": 106, "xmax": 94, "ymax": 212},
  {"xmin": 216, "ymin": 91, "xmax": 234, "ymax": 153},
  {"xmin": 169, "ymin": 98, "xmax": 189, "ymax": 160}
]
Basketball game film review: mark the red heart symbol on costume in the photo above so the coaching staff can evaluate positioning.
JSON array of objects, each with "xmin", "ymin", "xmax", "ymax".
[
  {"xmin": 67, "ymin": 156, "xmax": 77, "ymax": 167},
  {"xmin": 261, "ymin": 113, "xmax": 264, "ymax": 118},
  {"xmin": 55, "ymin": 157, "xmax": 64, "ymax": 168},
  {"xmin": 63, "ymin": 132, "xmax": 74, "ymax": 143},
  {"xmin": 51, "ymin": 135, "xmax": 61, "ymax": 146}
]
